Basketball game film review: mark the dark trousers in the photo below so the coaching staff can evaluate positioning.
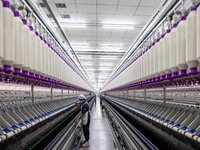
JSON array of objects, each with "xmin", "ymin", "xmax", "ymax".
[{"xmin": 83, "ymin": 119, "xmax": 90, "ymax": 141}]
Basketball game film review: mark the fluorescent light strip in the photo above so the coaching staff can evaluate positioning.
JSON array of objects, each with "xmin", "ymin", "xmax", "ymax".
[{"xmin": 103, "ymin": 25, "xmax": 134, "ymax": 29}]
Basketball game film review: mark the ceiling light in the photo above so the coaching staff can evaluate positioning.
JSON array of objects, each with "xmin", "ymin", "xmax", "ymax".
[
  {"xmin": 99, "ymin": 57, "xmax": 120, "ymax": 60},
  {"xmin": 101, "ymin": 43, "xmax": 123, "ymax": 47},
  {"xmin": 100, "ymin": 46, "xmax": 123, "ymax": 50},
  {"xmin": 85, "ymin": 68, "xmax": 111, "ymax": 71},
  {"xmin": 103, "ymin": 25, "xmax": 134, "ymax": 29},
  {"xmin": 59, "ymin": 23, "xmax": 87, "ymax": 28},
  {"xmin": 100, "ymin": 62, "xmax": 115, "ymax": 65}
]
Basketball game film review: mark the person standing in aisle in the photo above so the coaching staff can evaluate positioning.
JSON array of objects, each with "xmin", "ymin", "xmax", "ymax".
[
  {"xmin": 77, "ymin": 95, "xmax": 91, "ymax": 148},
  {"xmin": 101, "ymin": 99, "xmax": 105, "ymax": 112}
]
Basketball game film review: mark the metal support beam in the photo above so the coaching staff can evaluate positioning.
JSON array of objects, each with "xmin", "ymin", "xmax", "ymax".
[
  {"xmin": 61, "ymin": 89, "xmax": 63, "ymax": 98},
  {"xmin": 163, "ymin": 87, "xmax": 166, "ymax": 102},
  {"xmin": 50, "ymin": 87, "xmax": 53, "ymax": 100},
  {"xmin": 68, "ymin": 90, "xmax": 70, "ymax": 97},
  {"xmin": 31, "ymin": 85, "xmax": 34, "ymax": 103},
  {"xmin": 144, "ymin": 89, "xmax": 146, "ymax": 101},
  {"xmin": 134, "ymin": 90, "xmax": 136, "ymax": 100}
]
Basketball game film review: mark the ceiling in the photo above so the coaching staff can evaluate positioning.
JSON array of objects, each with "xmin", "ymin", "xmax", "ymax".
[{"xmin": 34, "ymin": 0, "xmax": 164, "ymax": 89}]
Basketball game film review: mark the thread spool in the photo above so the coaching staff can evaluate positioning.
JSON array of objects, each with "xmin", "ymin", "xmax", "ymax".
[
  {"xmin": 13, "ymin": 1, "xmax": 23, "ymax": 75},
  {"xmin": 177, "ymin": 5, "xmax": 188, "ymax": 76},
  {"xmin": 158, "ymin": 25, "xmax": 165, "ymax": 80},
  {"xmin": 196, "ymin": 4, "xmax": 200, "ymax": 72},
  {"xmin": 154, "ymin": 31, "xmax": 160, "ymax": 81},
  {"xmin": 34, "ymin": 20, "xmax": 41, "ymax": 77},
  {"xmin": 170, "ymin": 12, "xmax": 179, "ymax": 78},
  {"xmin": 186, "ymin": 1, "xmax": 199, "ymax": 75},
  {"xmin": 0, "ymin": 1, "xmax": 3, "ymax": 71},
  {"xmin": 22, "ymin": 7, "xmax": 30, "ymax": 76},
  {"xmin": 2, "ymin": 0, "xmax": 15, "ymax": 73},
  {"xmin": 163, "ymin": 19, "xmax": 172, "ymax": 79},
  {"xmin": 29, "ymin": 15, "xmax": 36, "ymax": 77}
]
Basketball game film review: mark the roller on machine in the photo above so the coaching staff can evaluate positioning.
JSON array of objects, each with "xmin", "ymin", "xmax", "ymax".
[
  {"xmin": 13, "ymin": 0, "xmax": 23, "ymax": 75},
  {"xmin": 154, "ymin": 31, "xmax": 160, "ymax": 81},
  {"xmin": 45, "ymin": 33, "xmax": 51, "ymax": 79},
  {"xmin": 46, "ymin": 35, "xmax": 51, "ymax": 78},
  {"xmin": 163, "ymin": 18, "xmax": 172, "ymax": 79},
  {"xmin": 0, "ymin": 0, "xmax": 3, "ymax": 71},
  {"xmin": 51, "ymin": 42, "xmax": 57, "ymax": 80},
  {"xmin": 34, "ymin": 20, "xmax": 41, "ymax": 78},
  {"xmin": 169, "ymin": 12, "xmax": 179, "ymax": 78},
  {"xmin": 2, "ymin": 0, "xmax": 15, "ymax": 74},
  {"xmin": 150, "ymin": 36, "xmax": 155, "ymax": 81},
  {"xmin": 146, "ymin": 41, "xmax": 152, "ymax": 82},
  {"xmin": 197, "ymin": 1, "xmax": 200, "ymax": 71},
  {"xmin": 142, "ymin": 47, "xmax": 146, "ymax": 81},
  {"xmin": 49, "ymin": 39, "xmax": 55, "ymax": 78},
  {"xmin": 39, "ymin": 26, "xmax": 45, "ymax": 77},
  {"xmin": 177, "ymin": 5, "xmax": 188, "ymax": 76},
  {"xmin": 145, "ymin": 42, "xmax": 150, "ymax": 82},
  {"xmin": 158, "ymin": 25, "xmax": 165, "ymax": 80},
  {"xmin": 28, "ymin": 13, "xmax": 36, "ymax": 78},
  {"xmin": 21, "ymin": 7, "xmax": 30, "ymax": 76},
  {"xmin": 186, "ymin": 0, "xmax": 199, "ymax": 75},
  {"xmin": 42, "ymin": 30, "xmax": 48, "ymax": 78}
]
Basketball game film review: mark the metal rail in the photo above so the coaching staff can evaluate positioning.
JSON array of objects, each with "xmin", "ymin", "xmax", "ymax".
[
  {"xmin": 105, "ymin": 100, "xmax": 158, "ymax": 150},
  {"xmin": 44, "ymin": 97, "xmax": 95, "ymax": 150},
  {"xmin": 44, "ymin": 112, "xmax": 81, "ymax": 150}
]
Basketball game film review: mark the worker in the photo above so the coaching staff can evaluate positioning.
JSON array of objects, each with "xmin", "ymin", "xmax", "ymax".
[
  {"xmin": 101, "ymin": 100, "xmax": 105, "ymax": 111},
  {"xmin": 76, "ymin": 95, "xmax": 91, "ymax": 148}
]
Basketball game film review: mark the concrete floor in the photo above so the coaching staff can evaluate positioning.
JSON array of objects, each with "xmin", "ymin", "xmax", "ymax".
[{"xmin": 81, "ymin": 97, "xmax": 117, "ymax": 150}]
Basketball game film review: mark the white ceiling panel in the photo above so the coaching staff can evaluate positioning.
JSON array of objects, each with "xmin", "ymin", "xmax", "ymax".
[
  {"xmin": 126, "ymin": 28, "xmax": 143, "ymax": 34},
  {"xmin": 52, "ymin": 0, "xmax": 74, "ymax": 3},
  {"xmin": 122, "ymin": 37, "xmax": 135, "ymax": 42},
  {"xmin": 98, "ymin": 14, "xmax": 115, "ymax": 22},
  {"xmin": 118, "ymin": 0, "xmax": 140, "ymax": 6},
  {"xmin": 84, "ymin": 37, "xmax": 97, "ymax": 41},
  {"xmin": 83, "ymin": 27, "xmax": 97, "ymax": 32},
  {"xmin": 132, "ymin": 15, "xmax": 150, "ymax": 22},
  {"xmin": 140, "ymin": 0, "xmax": 162, "ymax": 7},
  {"xmin": 114, "ymin": 15, "xmax": 135, "ymax": 24},
  {"xmin": 116, "ymin": 6, "xmax": 137, "ymax": 15},
  {"xmin": 111, "ymin": 33, "xmax": 125, "ymax": 38},
  {"xmin": 98, "ymin": 32, "xmax": 111, "ymax": 37},
  {"xmin": 136, "ymin": 6, "xmax": 157, "ymax": 16},
  {"xmin": 124, "ymin": 33, "xmax": 138, "ymax": 38},
  {"xmin": 76, "ymin": 0, "xmax": 96, "ymax": 4},
  {"xmin": 83, "ymin": 32, "xmax": 96, "ymax": 37},
  {"xmin": 77, "ymin": 14, "xmax": 96, "ymax": 21},
  {"xmin": 71, "ymin": 37, "xmax": 84, "ymax": 41},
  {"xmin": 110, "ymin": 38, "xmax": 123, "ymax": 43},
  {"xmin": 98, "ymin": 5, "xmax": 117, "ymax": 14},
  {"xmin": 77, "ymin": 4, "xmax": 96, "ymax": 13},
  {"xmin": 97, "ymin": 0, "xmax": 118, "ymax": 5}
]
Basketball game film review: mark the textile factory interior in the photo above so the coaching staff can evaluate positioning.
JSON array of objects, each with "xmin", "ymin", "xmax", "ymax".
[{"xmin": 0, "ymin": 0, "xmax": 200, "ymax": 149}]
